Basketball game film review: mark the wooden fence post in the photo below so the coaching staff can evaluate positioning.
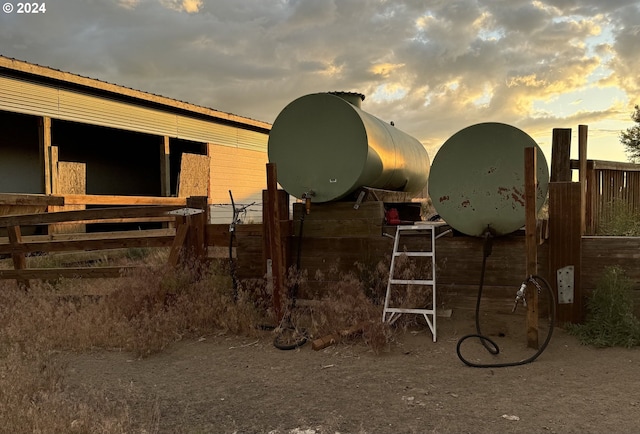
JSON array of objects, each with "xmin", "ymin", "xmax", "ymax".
[
  {"xmin": 7, "ymin": 225, "xmax": 30, "ymax": 290},
  {"xmin": 551, "ymin": 128, "xmax": 572, "ymax": 182},
  {"xmin": 167, "ymin": 197, "xmax": 208, "ymax": 268},
  {"xmin": 525, "ymin": 147, "xmax": 538, "ymax": 348},
  {"xmin": 548, "ymin": 128, "xmax": 584, "ymax": 324},
  {"xmin": 186, "ymin": 196, "xmax": 208, "ymax": 262},
  {"xmin": 265, "ymin": 163, "xmax": 285, "ymax": 323},
  {"xmin": 579, "ymin": 125, "xmax": 588, "ymax": 235}
]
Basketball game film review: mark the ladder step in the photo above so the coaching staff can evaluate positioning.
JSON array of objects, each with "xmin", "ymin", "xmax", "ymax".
[
  {"xmin": 384, "ymin": 307, "xmax": 435, "ymax": 315},
  {"xmin": 396, "ymin": 225, "xmax": 434, "ymax": 231},
  {"xmin": 389, "ymin": 279, "xmax": 434, "ymax": 285},
  {"xmin": 385, "ymin": 222, "xmax": 438, "ymax": 341}
]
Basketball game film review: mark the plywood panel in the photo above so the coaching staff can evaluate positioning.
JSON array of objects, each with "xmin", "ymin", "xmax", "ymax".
[
  {"xmin": 50, "ymin": 161, "xmax": 86, "ymax": 234},
  {"xmin": 177, "ymin": 153, "xmax": 210, "ymax": 197}
]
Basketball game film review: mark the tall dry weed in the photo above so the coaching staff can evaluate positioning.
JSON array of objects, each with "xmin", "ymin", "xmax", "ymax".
[
  {"xmin": 281, "ymin": 256, "xmax": 437, "ymax": 353},
  {"xmin": 283, "ymin": 263, "xmax": 394, "ymax": 353},
  {"xmin": 103, "ymin": 260, "xmax": 266, "ymax": 357},
  {"xmin": 0, "ymin": 258, "xmax": 267, "ymax": 432}
]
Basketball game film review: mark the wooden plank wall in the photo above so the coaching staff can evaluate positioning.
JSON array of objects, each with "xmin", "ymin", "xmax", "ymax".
[
  {"xmin": 234, "ymin": 225, "xmax": 640, "ymax": 316},
  {"xmin": 235, "ymin": 222, "xmax": 551, "ymax": 313},
  {"xmin": 582, "ymin": 236, "xmax": 640, "ymax": 316},
  {"xmin": 292, "ymin": 202, "xmax": 386, "ymax": 238},
  {"xmin": 435, "ymin": 235, "xmax": 549, "ymax": 313}
]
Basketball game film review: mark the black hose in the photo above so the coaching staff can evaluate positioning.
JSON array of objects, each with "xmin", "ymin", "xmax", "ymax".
[
  {"xmin": 291, "ymin": 211, "xmax": 304, "ymax": 310},
  {"xmin": 273, "ymin": 328, "xmax": 308, "ymax": 350},
  {"xmin": 273, "ymin": 211, "xmax": 308, "ymax": 350},
  {"xmin": 456, "ymin": 233, "xmax": 556, "ymax": 368}
]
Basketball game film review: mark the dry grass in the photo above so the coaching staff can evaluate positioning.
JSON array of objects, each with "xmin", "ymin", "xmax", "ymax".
[
  {"xmin": 281, "ymin": 256, "xmax": 435, "ymax": 354},
  {"xmin": 0, "ymin": 246, "xmax": 434, "ymax": 431},
  {"xmin": 0, "ymin": 254, "xmax": 268, "ymax": 433}
]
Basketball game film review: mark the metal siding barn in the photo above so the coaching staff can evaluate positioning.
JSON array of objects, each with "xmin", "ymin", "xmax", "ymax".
[{"xmin": 0, "ymin": 56, "xmax": 271, "ymax": 222}]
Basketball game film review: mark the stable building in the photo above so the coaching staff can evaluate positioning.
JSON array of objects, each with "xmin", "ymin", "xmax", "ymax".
[{"xmin": 0, "ymin": 55, "xmax": 271, "ymax": 223}]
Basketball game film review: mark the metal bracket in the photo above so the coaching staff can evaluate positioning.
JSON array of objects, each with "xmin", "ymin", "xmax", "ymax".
[
  {"xmin": 557, "ymin": 265, "xmax": 574, "ymax": 304},
  {"xmin": 166, "ymin": 207, "xmax": 205, "ymax": 216},
  {"xmin": 353, "ymin": 190, "xmax": 366, "ymax": 209}
]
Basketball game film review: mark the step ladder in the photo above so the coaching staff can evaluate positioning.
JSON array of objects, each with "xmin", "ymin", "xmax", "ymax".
[{"xmin": 382, "ymin": 223, "xmax": 446, "ymax": 342}]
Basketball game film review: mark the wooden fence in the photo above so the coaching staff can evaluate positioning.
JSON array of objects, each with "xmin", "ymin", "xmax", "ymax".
[
  {"xmin": 3, "ymin": 190, "xmax": 639, "ymax": 320},
  {"xmin": 0, "ymin": 194, "xmax": 212, "ymax": 287},
  {"xmin": 570, "ymin": 159, "xmax": 640, "ymax": 234}
]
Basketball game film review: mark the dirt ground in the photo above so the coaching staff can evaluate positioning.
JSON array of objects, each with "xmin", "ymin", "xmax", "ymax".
[{"xmin": 62, "ymin": 309, "xmax": 640, "ymax": 434}]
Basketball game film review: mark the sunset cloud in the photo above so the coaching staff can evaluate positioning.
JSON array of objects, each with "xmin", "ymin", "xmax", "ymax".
[{"xmin": 0, "ymin": 0, "xmax": 638, "ymax": 161}]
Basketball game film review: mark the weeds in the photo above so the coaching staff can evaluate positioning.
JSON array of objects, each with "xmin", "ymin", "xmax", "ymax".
[
  {"xmin": 0, "ymin": 258, "xmax": 267, "ymax": 432},
  {"xmin": 0, "ymin": 250, "xmax": 435, "ymax": 430},
  {"xmin": 302, "ymin": 268, "xmax": 393, "ymax": 354},
  {"xmin": 285, "ymin": 256, "xmax": 436, "ymax": 354},
  {"xmin": 596, "ymin": 198, "xmax": 640, "ymax": 236},
  {"xmin": 0, "ymin": 346, "xmax": 141, "ymax": 434},
  {"xmin": 566, "ymin": 266, "xmax": 640, "ymax": 348}
]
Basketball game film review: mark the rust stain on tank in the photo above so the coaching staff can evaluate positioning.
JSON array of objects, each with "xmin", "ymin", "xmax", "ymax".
[
  {"xmin": 487, "ymin": 167, "xmax": 496, "ymax": 174},
  {"xmin": 497, "ymin": 186, "xmax": 509, "ymax": 195},
  {"xmin": 511, "ymin": 186, "xmax": 525, "ymax": 207},
  {"xmin": 461, "ymin": 199, "xmax": 471, "ymax": 208},
  {"xmin": 439, "ymin": 195, "xmax": 450, "ymax": 203}
]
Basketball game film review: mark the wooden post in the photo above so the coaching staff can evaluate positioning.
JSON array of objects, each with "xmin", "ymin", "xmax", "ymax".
[
  {"xmin": 548, "ymin": 128, "xmax": 584, "ymax": 324},
  {"xmin": 265, "ymin": 163, "xmax": 284, "ymax": 323},
  {"xmin": 524, "ymin": 147, "xmax": 538, "ymax": 349},
  {"xmin": 38, "ymin": 116, "xmax": 52, "ymax": 195},
  {"xmin": 578, "ymin": 125, "xmax": 588, "ymax": 235},
  {"xmin": 50, "ymin": 146, "xmax": 59, "ymax": 196},
  {"xmin": 160, "ymin": 136, "xmax": 171, "ymax": 197},
  {"xmin": 168, "ymin": 216, "xmax": 189, "ymax": 268},
  {"xmin": 7, "ymin": 225, "xmax": 30, "ymax": 289},
  {"xmin": 262, "ymin": 189, "xmax": 290, "ymax": 273},
  {"xmin": 548, "ymin": 183, "xmax": 583, "ymax": 323},
  {"xmin": 186, "ymin": 196, "xmax": 208, "ymax": 262},
  {"xmin": 551, "ymin": 128, "xmax": 572, "ymax": 182},
  {"xmin": 166, "ymin": 197, "xmax": 208, "ymax": 267},
  {"xmin": 586, "ymin": 161, "xmax": 596, "ymax": 235}
]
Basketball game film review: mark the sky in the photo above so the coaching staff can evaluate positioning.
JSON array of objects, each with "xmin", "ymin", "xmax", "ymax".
[{"xmin": 1, "ymin": 0, "xmax": 639, "ymax": 165}]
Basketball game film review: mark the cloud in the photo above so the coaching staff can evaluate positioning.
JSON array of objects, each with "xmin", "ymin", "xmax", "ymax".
[
  {"xmin": 160, "ymin": 0, "xmax": 203, "ymax": 13},
  {"xmin": 117, "ymin": 0, "xmax": 140, "ymax": 9},
  {"xmin": 0, "ymin": 0, "xmax": 638, "ymax": 159}
]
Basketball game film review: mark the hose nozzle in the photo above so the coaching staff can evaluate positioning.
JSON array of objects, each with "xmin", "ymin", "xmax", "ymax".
[{"xmin": 512, "ymin": 281, "xmax": 528, "ymax": 312}]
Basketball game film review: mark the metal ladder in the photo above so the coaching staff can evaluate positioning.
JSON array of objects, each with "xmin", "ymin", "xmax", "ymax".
[{"xmin": 382, "ymin": 223, "xmax": 445, "ymax": 342}]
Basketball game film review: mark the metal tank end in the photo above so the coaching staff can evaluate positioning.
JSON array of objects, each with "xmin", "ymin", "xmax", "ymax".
[{"xmin": 328, "ymin": 91, "xmax": 365, "ymax": 108}]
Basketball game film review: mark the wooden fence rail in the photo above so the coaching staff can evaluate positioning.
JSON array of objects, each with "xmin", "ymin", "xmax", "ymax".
[{"xmin": 0, "ymin": 197, "xmax": 209, "ymax": 287}]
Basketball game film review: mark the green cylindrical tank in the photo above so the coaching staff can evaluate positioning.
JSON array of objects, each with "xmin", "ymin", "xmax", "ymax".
[
  {"xmin": 268, "ymin": 92, "xmax": 430, "ymax": 203},
  {"xmin": 428, "ymin": 122, "xmax": 549, "ymax": 237}
]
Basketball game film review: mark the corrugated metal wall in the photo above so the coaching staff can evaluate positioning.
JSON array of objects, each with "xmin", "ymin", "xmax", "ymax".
[
  {"xmin": 208, "ymin": 143, "xmax": 267, "ymax": 223},
  {"xmin": 0, "ymin": 74, "xmax": 268, "ymax": 152}
]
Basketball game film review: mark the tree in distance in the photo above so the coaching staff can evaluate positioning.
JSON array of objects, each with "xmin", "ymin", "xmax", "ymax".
[{"xmin": 620, "ymin": 104, "xmax": 640, "ymax": 163}]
